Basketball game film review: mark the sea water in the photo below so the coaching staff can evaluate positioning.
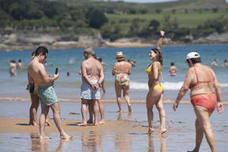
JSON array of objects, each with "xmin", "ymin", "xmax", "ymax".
[{"xmin": 0, "ymin": 44, "xmax": 228, "ymax": 100}]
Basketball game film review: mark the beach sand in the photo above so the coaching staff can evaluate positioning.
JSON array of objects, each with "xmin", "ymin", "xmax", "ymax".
[{"xmin": 0, "ymin": 100, "xmax": 228, "ymax": 152}]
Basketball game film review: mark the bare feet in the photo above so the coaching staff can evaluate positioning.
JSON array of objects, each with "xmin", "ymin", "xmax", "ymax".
[
  {"xmin": 187, "ymin": 148, "xmax": 198, "ymax": 152},
  {"xmin": 39, "ymin": 135, "xmax": 50, "ymax": 140},
  {"xmin": 29, "ymin": 121, "xmax": 39, "ymax": 126},
  {"xmin": 45, "ymin": 121, "xmax": 51, "ymax": 126},
  {"xmin": 117, "ymin": 110, "xmax": 122, "ymax": 113},
  {"xmin": 60, "ymin": 133, "xmax": 72, "ymax": 140},
  {"xmin": 148, "ymin": 128, "xmax": 155, "ymax": 134},
  {"xmin": 87, "ymin": 119, "xmax": 93, "ymax": 124},
  {"xmin": 78, "ymin": 122, "xmax": 87, "ymax": 126},
  {"xmin": 98, "ymin": 120, "xmax": 105, "ymax": 125},
  {"xmin": 160, "ymin": 128, "xmax": 168, "ymax": 134},
  {"xmin": 93, "ymin": 122, "xmax": 98, "ymax": 126}
]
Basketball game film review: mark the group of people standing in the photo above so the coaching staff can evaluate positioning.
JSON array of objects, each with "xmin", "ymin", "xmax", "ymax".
[{"xmin": 26, "ymin": 30, "xmax": 224, "ymax": 152}]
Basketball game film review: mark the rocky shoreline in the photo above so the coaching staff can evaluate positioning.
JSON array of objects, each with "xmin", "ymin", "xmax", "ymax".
[{"xmin": 0, "ymin": 32, "xmax": 228, "ymax": 51}]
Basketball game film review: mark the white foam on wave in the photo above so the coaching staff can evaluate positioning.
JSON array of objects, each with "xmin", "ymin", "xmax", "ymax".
[
  {"xmin": 68, "ymin": 58, "xmax": 75, "ymax": 64},
  {"xmin": 220, "ymin": 83, "xmax": 228, "ymax": 87},
  {"xmin": 130, "ymin": 81, "xmax": 228, "ymax": 90}
]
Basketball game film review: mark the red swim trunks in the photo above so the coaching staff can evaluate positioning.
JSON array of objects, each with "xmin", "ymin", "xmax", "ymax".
[{"xmin": 191, "ymin": 94, "xmax": 216, "ymax": 113}]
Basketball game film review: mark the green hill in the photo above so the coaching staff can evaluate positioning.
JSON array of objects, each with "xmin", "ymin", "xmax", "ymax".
[{"xmin": 0, "ymin": 0, "xmax": 227, "ymax": 42}]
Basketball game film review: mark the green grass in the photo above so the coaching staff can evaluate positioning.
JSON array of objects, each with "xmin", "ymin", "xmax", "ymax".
[{"xmin": 106, "ymin": 10, "xmax": 228, "ymax": 28}]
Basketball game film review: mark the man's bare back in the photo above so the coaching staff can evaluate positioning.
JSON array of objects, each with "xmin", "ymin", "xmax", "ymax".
[{"xmin": 81, "ymin": 57, "xmax": 104, "ymax": 87}]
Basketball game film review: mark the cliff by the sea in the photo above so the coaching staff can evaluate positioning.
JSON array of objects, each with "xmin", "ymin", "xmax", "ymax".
[{"xmin": 0, "ymin": 32, "xmax": 228, "ymax": 51}]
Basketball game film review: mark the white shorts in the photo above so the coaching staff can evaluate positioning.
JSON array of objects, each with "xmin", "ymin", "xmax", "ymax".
[{"xmin": 80, "ymin": 80, "xmax": 101, "ymax": 100}]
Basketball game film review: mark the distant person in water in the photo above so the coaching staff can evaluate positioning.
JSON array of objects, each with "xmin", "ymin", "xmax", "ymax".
[
  {"xmin": 224, "ymin": 59, "xmax": 228, "ymax": 67},
  {"xmin": 97, "ymin": 57, "xmax": 108, "ymax": 66},
  {"xmin": 80, "ymin": 47, "xmax": 104, "ymax": 126},
  {"xmin": 211, "ymin": 58, "xmax": 218, "ymax": 66},
  {"xmin": 28, "ymin": 51, "xmax": 50, "ymax": 126},
  {"xmin": 146, "ymin": 30, "xmax": 166, "ymax": 134},
  {"xmin": 173, "ymin": 52, "xmax": 223, "ymax": 152},
  {"xmin": 112, "ymin": 51, "xmax": 132, "ymax": 113},
  {"xmin": 169, "ymin": 62, "xmax": 177, "ymax": 76},
  {"xmin": 17, "ymin": 59, "xmax": 23, "ymax": 70},
  {"xmin": 28, "ymin": 46, "xmax": 71, "ymax": 140},
  {"xmin": 128, "ymin": 59, "xmax": 136, "ymax": 67},
  {"xmin": 9, "ymin": 60, "xmax": 16, "ymax": 76},
  {"xmin": 67, "ymin": 72, "xmax": 70, "ymax": 77}
]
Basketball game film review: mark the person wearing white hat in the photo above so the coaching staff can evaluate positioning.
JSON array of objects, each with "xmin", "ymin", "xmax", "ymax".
[
  {"xmin": 173, "ymin": 51, "xmax": 223, "ymax": 152},
  {"xmin": 112, "ymin": 51, "xmax": 132, "ymax": 113}
]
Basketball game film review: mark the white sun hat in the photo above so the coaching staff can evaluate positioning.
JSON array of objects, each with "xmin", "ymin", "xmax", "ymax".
[{"xmin": 186, "ymin": 52, "xmax": 200, "ymax": 60}]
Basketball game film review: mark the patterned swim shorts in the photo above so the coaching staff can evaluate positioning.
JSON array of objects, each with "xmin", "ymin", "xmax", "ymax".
[{"xmin": 38, "ymin": 85, "xmax": 58, "ymax": 106}]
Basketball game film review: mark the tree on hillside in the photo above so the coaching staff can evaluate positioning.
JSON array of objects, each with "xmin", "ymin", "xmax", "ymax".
[{"xmin": 86, "ymin": 8, "xmax": 108, "ymax": 29}]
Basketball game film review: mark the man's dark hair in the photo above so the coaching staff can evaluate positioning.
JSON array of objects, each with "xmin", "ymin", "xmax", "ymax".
[
  {"xmin": 35, "ymin": 46, "xmax": 48, "ymax": 56},
  {"xmin": 170, "ymin": 62, "xmax": 174, "ymax": 66},
  {"xmin": 187, "ymin": 57, "xmax": 201, "ymax": 64},
  {"xmin": 18, "ymin": 59, "xmax": 22, "ymax": 62}
]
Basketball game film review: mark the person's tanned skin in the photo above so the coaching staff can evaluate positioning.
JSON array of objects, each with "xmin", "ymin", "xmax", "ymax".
[
  {"xmin": 28, "ymin": 54, "xmax": 51, "ymax": 126},
  {"xmin": 146, "ymin": 30, "xmax": 167, "ymax": 134},
  {"xmin": 173, "ymin": 57, "xmax": 223, "ymax": 152},
  {"xmin": 28, "ymin": 47, "xmax": 71, "ymax": 140},
  {"xmin": 81, "ymin": 51, "xmax": 104, "ymax": 126},
  {"xmin": 112, "ymin": 57, "xmax": 132, "ymax": 113}
]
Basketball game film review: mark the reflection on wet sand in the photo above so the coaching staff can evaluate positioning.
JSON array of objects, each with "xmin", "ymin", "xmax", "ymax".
[
  {"xmin": 115, "ymin": 132, "xmax": 131, "ymax": 152},
  {"xmin": 148, "ymin": 134, "xmax": 167, "ymax": 152},
  {"xmin": 30, "ymin": 132, "xmax": 70, "ymax": 152},
  {"xmin": 81, "ymin": 131, "xmax": 103, "ymax": 152}
]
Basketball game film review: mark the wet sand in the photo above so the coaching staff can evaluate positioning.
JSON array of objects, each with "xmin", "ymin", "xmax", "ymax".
[{"xmin": 0, "ymin": 101, "xmax": 228, "ymax": 152}]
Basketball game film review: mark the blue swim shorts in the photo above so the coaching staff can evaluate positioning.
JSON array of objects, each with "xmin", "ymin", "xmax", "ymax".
[
  {"xmin": 38, "ymin": 85, "xmax": 58, "ymax": 106},
  {"xmin": 80, "ymin": 80, "xmax": 101, "ymax": 100}
]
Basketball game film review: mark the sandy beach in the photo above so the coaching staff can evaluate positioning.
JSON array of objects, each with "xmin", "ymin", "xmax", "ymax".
[{"xmin": 0, "ymin": 100, "xmax": 227, "ymax": 152}]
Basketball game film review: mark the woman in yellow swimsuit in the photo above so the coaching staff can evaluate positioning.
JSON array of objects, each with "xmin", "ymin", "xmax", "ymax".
[{"xmin": 146, "ymin": 30, "xmax": 167, "ymax": 134}]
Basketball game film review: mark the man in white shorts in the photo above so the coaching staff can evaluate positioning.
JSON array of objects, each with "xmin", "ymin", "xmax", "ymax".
[{"xmin": 80, "ymin": 47, "xmax": 104, "ymax": 126}]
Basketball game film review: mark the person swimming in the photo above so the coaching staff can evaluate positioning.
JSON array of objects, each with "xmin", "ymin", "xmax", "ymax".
[{"xmin": 169, "ymin": 62, "xmax": 177, "ymax": 76}]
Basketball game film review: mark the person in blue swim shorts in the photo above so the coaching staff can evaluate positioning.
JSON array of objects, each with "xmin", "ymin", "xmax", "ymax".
[{"xmin": 28, "ymin": 46, "xmax": 71, "ymax": 140}]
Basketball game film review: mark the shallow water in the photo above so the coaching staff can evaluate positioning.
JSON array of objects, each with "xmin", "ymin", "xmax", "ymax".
[
  {"xmin": 0, "ymin": 101, "xmax": 228, "ymax": 152},
  {"xmin": 1, "ymin": 44, "xmax": 228, "ymax": 100}
]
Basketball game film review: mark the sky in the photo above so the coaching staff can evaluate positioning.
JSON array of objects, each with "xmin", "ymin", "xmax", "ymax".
[
  {"xmin": 106, "ymin": 0, "xmax": 228, "ymax": 3},
  {"xmin": 122, "ymin": 0, "xmax": 176, "ymax": 2},
  {"xmin": 105, "ymin": 0, "xmax": 177, "ymax": 3}
]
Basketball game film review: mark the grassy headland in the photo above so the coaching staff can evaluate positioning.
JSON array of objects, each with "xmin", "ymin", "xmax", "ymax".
[{"xmin": 0, "ymin": 0, "xmax": 228, "ymax": 50}]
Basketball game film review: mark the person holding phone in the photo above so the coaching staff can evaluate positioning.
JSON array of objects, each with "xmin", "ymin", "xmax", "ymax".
[
  {"xmin": 28, "ymin": 51, "xmax": 51, "ymax": 126},
  {"xmin": 28, "ymin": 46, "xmax": 71, "ymax": 140}
]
